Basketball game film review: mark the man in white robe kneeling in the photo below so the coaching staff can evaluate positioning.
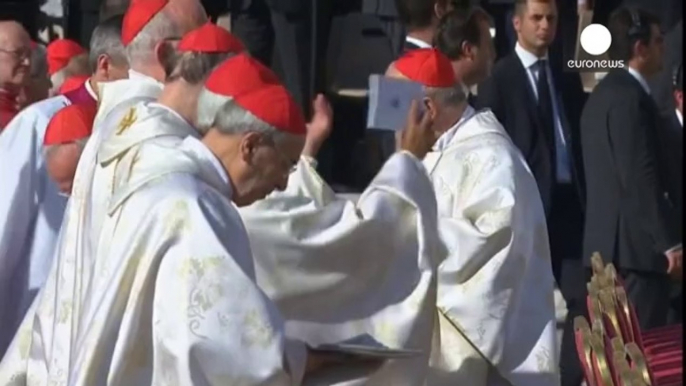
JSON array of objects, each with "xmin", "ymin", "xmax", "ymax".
[{"xmin": 387, "ymin": 48, "xmax": 559, "ymax": 386}]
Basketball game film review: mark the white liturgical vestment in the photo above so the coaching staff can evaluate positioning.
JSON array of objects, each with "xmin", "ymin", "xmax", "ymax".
[
  {"xmin": 0, "ymin": 136, "xmax": 307, "ymax": 385},
  {"xmin": 0, "ymin": 81, "xmax": 97, "ymax": 357},
  {"xmin": 423, "ymin": 107, "xmax": 558, "ymax": 386},
  {"xmin": 49, "ymin": 70, "xmax": 164, "ymax": 301},
  {"xmin": 239, "ymin": 151, "xmax": 446, "ymax": 385}
]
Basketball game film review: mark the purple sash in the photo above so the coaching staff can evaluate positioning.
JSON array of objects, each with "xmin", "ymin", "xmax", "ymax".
[{"xmin": 63, "ymin": 81, "xmax": 97, "ymax": 109}]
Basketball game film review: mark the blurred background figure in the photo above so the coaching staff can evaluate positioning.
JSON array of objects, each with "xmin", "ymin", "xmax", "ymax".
[
  {"xmin": 0, "ymin": 21, "xmax": 31, "ymax": 130},
  {"xmin": 434, "ymin": 6, "xmax": 495, "ymax": 102},
  {"xmin": 45, "ymin": 38, "xmax": 89, "ymax": 96},
  {"xmin": 17, "ymin": 42, "xmax": 50, "ymax": 109},
  {"xmin": 580, "ymin": 5, "xmax": 681, "ymax": 342}
]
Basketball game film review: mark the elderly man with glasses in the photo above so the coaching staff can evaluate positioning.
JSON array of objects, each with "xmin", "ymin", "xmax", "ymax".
[{"xmin": 0, "ymin": 21, "xmax": 31, "ymax": 130}]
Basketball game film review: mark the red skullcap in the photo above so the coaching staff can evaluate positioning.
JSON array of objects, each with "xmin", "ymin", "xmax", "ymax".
[
  {"xmin": 121, "ymin": 0, "xmax": 169, "ymax": 46},
  {"xmin": 394, "ymin": 48, "xmax": 455, "ymax": 88},
  {"xmin": 44, "ymin": 103, "xmax": 97, "ymax": 146},
  {"xmin": 59, "ymin": 75, "xmax": 90, "ymax": 95},
  {"xmin": 204, "ymin": 53, "xmax": 280, "ymax": 98},
  {"xmin": 46, "ymin": 39, "xmax": 87, "ymax": 76},
  {"xmin": 234, "ymin": 84, "xmax": 306, "ymax": 135},
  {"xmin": 178, "ymin": 22, "xmax": 244, "ymax": 53}
]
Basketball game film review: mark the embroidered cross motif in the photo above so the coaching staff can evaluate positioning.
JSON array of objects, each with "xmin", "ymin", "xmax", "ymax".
[{"xmin": 115, "ymin": 108, "xmax": 137, "ymax": 135}]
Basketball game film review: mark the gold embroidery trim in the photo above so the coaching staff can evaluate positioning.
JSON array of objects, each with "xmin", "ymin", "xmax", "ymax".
[{"xmin": 115, "ymin": 107, "xmax": 138, "ymax": 135}]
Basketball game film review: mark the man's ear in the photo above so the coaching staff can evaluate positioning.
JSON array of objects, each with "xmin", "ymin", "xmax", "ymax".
[
  {"xmin": 434, "ymin": 2, "xmax": 448, "ymax": 20},
  {"xmin": 96, "ymin": 54, "xmax": 110, "ymax": 78},
  {"xmin": 423, "ymin": 96, "xmax": 438, "ymax": 120},
  {"xmin": 154, "ymin": 40, "xmax": 178, "ymax": 67},
  {"xmin": 462, "ymin": 41, "xmax": 476, "ymax": 60},
  {"xmin": 512, "ymin": 13, "xmax": 522, "ymax": 34},
  {"xmin": 239, "ymin": 131, "xmax": 261, "ymax": 163}
]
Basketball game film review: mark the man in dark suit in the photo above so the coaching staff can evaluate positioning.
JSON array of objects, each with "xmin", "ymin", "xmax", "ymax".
[
  {"xmin": 659, "ymin": 63, "xmax": 683, "ymax": 325},
  {"xmin": 580, "ymin": 6, "xmax": 682, "ymax": 335},
  {"xmin": 434, "ymin": 6, "xmax": 495, "ymax": 105},
  {"xmin": 475, "ymin": 0, "xmax": 587, "ymax": 384},
  {"xmin": 395, "ymin": 0, "xmax": 450, "ymax": 52}
]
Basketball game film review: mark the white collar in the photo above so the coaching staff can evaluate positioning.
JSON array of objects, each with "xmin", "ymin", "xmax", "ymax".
[
  {"xmin": 181, "ymin": 136, "xmax": 232, "ymax": 198},
  {"xmin": 627, "ymin": 66, "xmax": 651, "ymax": 94},
  {"xmin": 677, "ymin": 109, "xmax": 683, "ymax": 127},
  {"xmin": 128, "ymin": 69, "xmax": 164, "ymax": 88},
  {"xmin": 84, "ymin": 77, "xmax": 98, "ymax": 100},
  {"xmin": 433, "ymin": 105, "xmax": 476, "ymax": 151},
  {"xmin": 515, "ymin": 42, "xmax": 549, "ymax": 69},
  {"xmin": 405, "ymin": 36, "xmax": 432, "ymax": 49}
]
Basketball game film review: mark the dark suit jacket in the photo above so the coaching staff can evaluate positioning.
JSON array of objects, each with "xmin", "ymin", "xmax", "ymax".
[
  {"xmin": 476, "ymin": 52, "xmax": 587, "ymax": 216},
  {"xmin": 580, "ymin": 69, "xmax": 680, "ymax": 273},
  {"xmin": 657, "ymin": 110, "xmax": 683, "ymax": 233}
]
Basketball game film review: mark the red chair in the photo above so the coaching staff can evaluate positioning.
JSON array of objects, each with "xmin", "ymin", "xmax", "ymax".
[{"xmin": 574, "ymin": 316, "xmax": 598, "ymax": 386}]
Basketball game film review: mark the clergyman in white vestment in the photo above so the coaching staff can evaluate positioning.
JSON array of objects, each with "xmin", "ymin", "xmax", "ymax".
[
  {"xmin": 0, "ymin": 16, "xmax": 127, "ymax": 357},
  {"xmin": 0, "ymin": 72, "xmax": 313, "ymax": 383},
  {"xmin": 387, "ymin": 48, "xmax": 558, "ymax": 386},
  {"xmin": 44, "ymin": 0, "xmax": 208, "ymax": 316},
  {"xmin": 235, "ymin": 94, "xmax": 444, "ymax": 384}
]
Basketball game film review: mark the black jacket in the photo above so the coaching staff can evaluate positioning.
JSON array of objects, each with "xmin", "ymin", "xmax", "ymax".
[
  {"xmin": 476, "ymin": 52, "xmax": 587, "ymax": 216},
  {"xmin": 580, "ymin": 69, "xmax": 680, "ymax": 273}
]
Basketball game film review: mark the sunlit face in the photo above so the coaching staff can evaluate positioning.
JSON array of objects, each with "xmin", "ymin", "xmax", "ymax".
[
  {"xmin": 0, "ymin": 25, "xmax": 32, "ymax": 88},
  {"xmin": 46, "ymin": 143, "xmax": 83, "ymax": 195},
  {"xmin": 513, "ymin": 0, "xmax": 557, "ymax": 52},
  {"xmin": 233, "ymin": 132, "xmax": 304, "ymax": 206}
]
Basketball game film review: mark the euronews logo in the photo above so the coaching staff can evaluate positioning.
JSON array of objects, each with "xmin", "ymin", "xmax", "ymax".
[{"xmin": 567, "ymin": 24, "xmax": 625, "ymax": 72}]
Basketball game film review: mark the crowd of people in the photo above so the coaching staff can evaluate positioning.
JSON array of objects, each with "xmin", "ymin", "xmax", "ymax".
[{"xmin": 0, "ymin": 0, "xmax": 681, "ymax": 385}]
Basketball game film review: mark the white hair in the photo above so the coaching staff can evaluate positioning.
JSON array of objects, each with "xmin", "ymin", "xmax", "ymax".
[
  {"xmin": 88, "ymin": 14, "xmax": 127, "ymax": 71},
  {"xmin": 125, "ymin": 9, "xmax": 180, "ymax": 67},
  {"xmin": 195, "ymin": 88, "xmax": 284, "ymax": 141},
  {"xmin": 424, "ymin": 84, "xmax": 467, "ymax": 106}
]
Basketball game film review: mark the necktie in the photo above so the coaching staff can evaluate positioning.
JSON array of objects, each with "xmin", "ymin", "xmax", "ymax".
[{"xmin": 536, "ymin": 59, "xmax": 555, "ymax": 145}]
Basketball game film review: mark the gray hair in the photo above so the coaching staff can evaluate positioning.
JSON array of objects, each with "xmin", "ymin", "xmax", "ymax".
[
  {"xmin": 125, "ymin": 9, "xmax": 180, "ymax": 67},
  {"xmin": 195, "ymin": 88, "xmax": 283, "ymax": 141},
  {"xmin": 89, "ymin": 14, "xmax": 127, "ymax": 71},
  {"xmin": 162, "ymin": 51, "xmax": 234, "ymax": 84},
  {"xmin": 425, "ymin": 84, "xmax": 467, "ymax": 106},
  {"xmin": 30, "ymin": 44, "xmax": 48, "ymax": 78}
]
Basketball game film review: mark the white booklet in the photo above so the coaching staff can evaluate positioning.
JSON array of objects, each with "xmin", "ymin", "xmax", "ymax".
[{"xmin": 367, "ymin": 74, "xmax": 426, "ymax": 132}]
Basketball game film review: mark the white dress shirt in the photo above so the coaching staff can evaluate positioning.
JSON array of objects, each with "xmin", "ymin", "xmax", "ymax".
[
  {"xmin": 676, "ymin": 109, "xmax": 683, "ymax": 127},
  {"xmin": 515, "ymin": 42, "xmax": 572, "ymax": 184},
  {"xmin": 405, "ymin": 36, "xmax": 432, "ymax": 49}
]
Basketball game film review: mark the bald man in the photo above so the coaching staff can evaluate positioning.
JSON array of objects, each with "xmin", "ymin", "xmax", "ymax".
[{"xmin": 0, "ymin": 21, "xmax": 31, "ymax": 129}]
